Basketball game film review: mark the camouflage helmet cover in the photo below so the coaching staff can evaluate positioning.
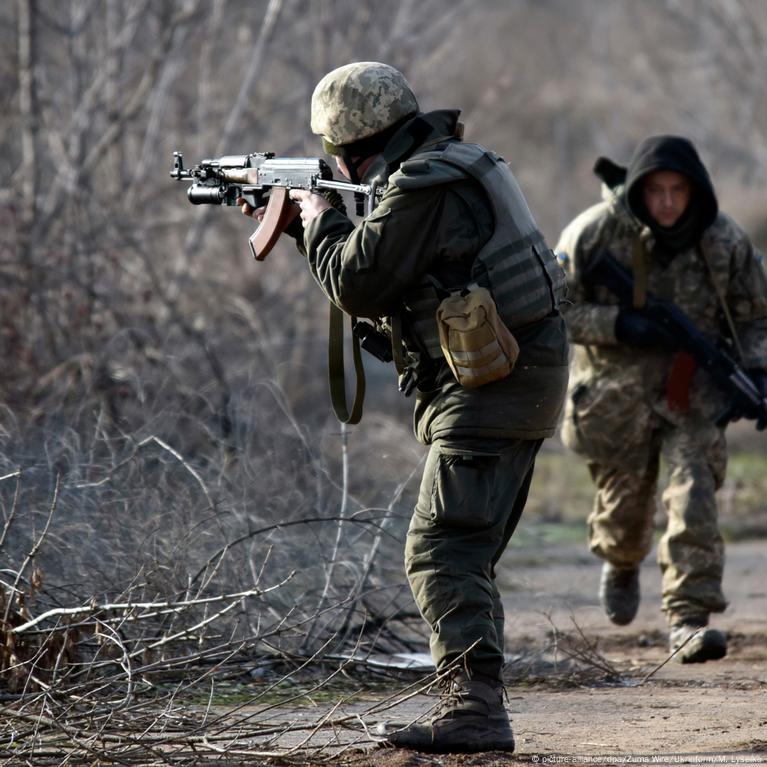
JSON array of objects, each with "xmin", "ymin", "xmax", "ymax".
[{"xmin": 310, "ymin": 62, "xmax": 419, "ymax": 151}]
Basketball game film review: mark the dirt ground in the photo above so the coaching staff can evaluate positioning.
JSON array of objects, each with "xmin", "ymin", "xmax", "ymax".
[{"xmin": 248, "ymin": 538, "xmax": 767, "ymax": 766}]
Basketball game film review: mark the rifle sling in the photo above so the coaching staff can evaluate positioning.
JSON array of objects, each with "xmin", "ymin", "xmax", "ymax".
[
  {"xmin": 696, "ymin": 244, "xmax": 745, "ymax": 362},
  {"xmin": 328, "ymin": 303, "xmax": 365, "ymax": 424},
  {"xmin": 390, "ymin": 313, "xmax": 406, "ymax": 375}
]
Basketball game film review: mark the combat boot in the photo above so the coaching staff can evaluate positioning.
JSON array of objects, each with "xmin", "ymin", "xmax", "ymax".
[
  {"xmin": 599, "ymin": 563, "xmax": 640, "ymax": 625},
  {"xmin": 375, "ymin": 673, "xmax": 514, "ymax": 753},
  {"xmin": 669, "ymin": 617, "xmax": 727, "ymax": 664}
]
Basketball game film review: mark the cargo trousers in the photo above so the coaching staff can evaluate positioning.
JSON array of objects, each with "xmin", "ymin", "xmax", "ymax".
[
  {"xmin": 587, "ymin": 412, "xmax": 728, "ymax": 624},
  {"xmin": 405, "ymin": 436, "xmax": 542, "ymax": 682}
]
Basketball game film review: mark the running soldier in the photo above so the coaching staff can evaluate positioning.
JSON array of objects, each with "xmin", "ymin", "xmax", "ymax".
[{"xmin": 556, "ymin": 135, "xmax": 767, "ymax": 663}]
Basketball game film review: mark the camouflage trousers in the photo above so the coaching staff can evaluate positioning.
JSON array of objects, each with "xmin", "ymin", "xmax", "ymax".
[
  {"xmin": 405, "ymin": 436, "xmax": 542, "ymax": 682},
  {"xmin": 587, "ymin": 413, "xmax": 728, "ymax": 624}
]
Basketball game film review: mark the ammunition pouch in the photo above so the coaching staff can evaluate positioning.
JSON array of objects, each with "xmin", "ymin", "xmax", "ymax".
[{"xmin": 436, "ymin": 286, "xmax": 519, "ymax": 388}]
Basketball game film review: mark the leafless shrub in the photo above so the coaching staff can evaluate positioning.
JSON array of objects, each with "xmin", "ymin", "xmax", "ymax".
[{"xmin": 0, "ymin": 387, "xmax": 424, "ymax": 762}]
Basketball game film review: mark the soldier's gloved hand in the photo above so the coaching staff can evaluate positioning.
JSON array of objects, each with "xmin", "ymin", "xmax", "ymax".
[
  {"xmin": 614, "ymin": 308, "xmax": 677, "ymax": 350},
  {"xmin": 283, "ymin": 189, "xmax": 348, "ymax": 244},
  {"xmin": 320, "ymin": 189, "xmax": 347, "ymax": 216},
  {"xmin": 283, "ymin": 210, "xmax": 305, "ymax": 243},
  {"xmin": 723, "ymin": 370, "xmax": 767, "ymax": 429},
  {"xmin": 398, "ymin": 368, "xmax": 418, "ymax": 397},
  {"xmin": 748, "ymin": 369, "xmax": 767, "ymax": 430}
]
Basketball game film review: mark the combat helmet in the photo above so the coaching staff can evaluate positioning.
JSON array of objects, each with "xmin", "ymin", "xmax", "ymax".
[{"xmin": 311, "ymin": 62, "xmax": 419, "ymax": 156}]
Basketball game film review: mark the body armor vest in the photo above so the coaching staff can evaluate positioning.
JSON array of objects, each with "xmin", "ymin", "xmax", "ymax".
[{"xmin": 391, "ymin": 142, "xmax": 567, "ymax": 359}]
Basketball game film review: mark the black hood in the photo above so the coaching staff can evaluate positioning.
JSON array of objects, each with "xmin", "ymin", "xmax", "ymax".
[{"xmin": 624, "ymin": 135, "xmax": 718, "ymax": 257}]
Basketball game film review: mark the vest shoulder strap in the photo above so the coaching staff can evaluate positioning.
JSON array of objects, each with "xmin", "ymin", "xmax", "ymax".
[
  {"xmin": 391, "ymin": 142, "xmax": 503, "ymax": 192},
  {"xmin": 390, "ymin": 151, "xmax": 468, "ymax": 190}
]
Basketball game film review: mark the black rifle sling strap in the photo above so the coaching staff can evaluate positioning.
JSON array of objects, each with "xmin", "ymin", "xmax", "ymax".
[
  {"xmin": 389, "ymin": 313, "xmax": 406, "ymax": 376},
  {"xmin": 328, "ymin": 302, "xmax": 365, "ymax": 424}
]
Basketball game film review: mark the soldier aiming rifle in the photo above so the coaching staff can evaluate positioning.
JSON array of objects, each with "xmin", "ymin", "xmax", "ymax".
[{"xmin": 176, "ymin": 61, "xmax": 570, "ymax": 753}]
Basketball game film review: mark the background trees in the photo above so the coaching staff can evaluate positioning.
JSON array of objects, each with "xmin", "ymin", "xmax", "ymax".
[{"xmin": 1, "ymin": 0, "xmax": 765, "ymax": 661}]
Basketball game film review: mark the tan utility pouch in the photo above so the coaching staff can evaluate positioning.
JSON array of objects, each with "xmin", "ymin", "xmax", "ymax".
[{"xmin": 436, "ymin": 286, "xmax": 519, "ymax": 388}]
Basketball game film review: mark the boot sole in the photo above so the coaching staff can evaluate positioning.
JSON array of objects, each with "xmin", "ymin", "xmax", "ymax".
[
  {"xmin": 679, "ymin": 642, "xmax": 727, "ymax": 664},
  {"xmin": 426, "ymin": 737, "xmax": 515, "ymax": 753},
  {"xmin": 600, "ymin": 567, "xmax": 640, "ymax": 626},
  {"xmin": 605, "ymin": 608, "xmax": 638, "ymax": 626},
  {"xmin": 677, "ymin": 631, "xmax": 727, "ymax": 664},
  {"xmin": 377, "ymin": 722, "xmax": 515, "ymax": 753},
  {"xmin": 380, "ymin": 735, "xmax": 516, "ymax": 753}
]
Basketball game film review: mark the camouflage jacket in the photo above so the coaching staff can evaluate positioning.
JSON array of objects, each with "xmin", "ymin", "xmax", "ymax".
[
  {"xmin": 302, "ymin": 110, "xmax": 569, "ymax": 444},
  {"xmin": 555, "ymin": 187, "xmax": 767, "ymax": 466}
]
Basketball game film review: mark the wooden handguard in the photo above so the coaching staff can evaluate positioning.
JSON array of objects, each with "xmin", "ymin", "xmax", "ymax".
[{"xmin": 248, "ymin": 186, "xmax": 300, "ymax": 261}]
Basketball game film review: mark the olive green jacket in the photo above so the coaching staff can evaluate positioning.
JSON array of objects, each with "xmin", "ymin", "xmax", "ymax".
[{"xmin": 303, "ymin": 110, "xmax": 569, "ymax": 443}]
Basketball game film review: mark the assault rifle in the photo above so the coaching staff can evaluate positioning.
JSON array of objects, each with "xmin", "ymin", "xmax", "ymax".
[
  {"xmin": 583, "ymin": 251, "xmax": 767, "ymax": 428},
  {"xmin": 170, "ymin": 151, "xmax": 381, "ymax": 261},
  {"xmin": 170, "ymin": 151, "xmax": 402, "ymax": 424}
]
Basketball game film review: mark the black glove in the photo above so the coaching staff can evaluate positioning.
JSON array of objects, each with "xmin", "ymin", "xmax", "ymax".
[
  {"xmin": 614, "ymin": 308, "xmax": 677, "ymax": 350},
  {"xmin": 320, "ymin": 189, "xmax": 347, "ymax": 216},
  {"xmin": 283, "ymin": 211, "xmax": 305, "ymax": 244},
  {"xmin": 398, "ymin": 368, "xmax": 417, "ymax": 397},
  {"xmin": 749, "ymin": 369, "xmax": 767, "ymax": 393},
  {"xmin": 284, "ymin": 188, "xmax": 348, "ymax": 244},
  {"xmin": 749, "ymin": 369, "xmax": 767, "ymax": 431},
  {"xmin": 721, "ymin": 369, "xmax": 767, "ymax": 430}
]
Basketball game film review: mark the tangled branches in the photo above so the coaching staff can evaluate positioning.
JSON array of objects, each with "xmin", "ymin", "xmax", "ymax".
[{"xmin": 0, "ymin": 386, "xmax": 424, "ymax": 765}]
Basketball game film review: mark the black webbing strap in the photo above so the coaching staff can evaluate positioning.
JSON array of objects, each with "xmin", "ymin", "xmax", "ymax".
[
  {"xmin": 328, "ymin": 302, "xmax": 365, "ymax": 424},
  {"xmin": 390, "ymin": 313, "xmax": 406, "ymax": 375}
]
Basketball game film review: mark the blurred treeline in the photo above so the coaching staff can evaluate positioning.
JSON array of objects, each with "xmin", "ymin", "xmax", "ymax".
[{"xmin": 1, "ymin": 0, "xmax": 766, "ymax": 654}]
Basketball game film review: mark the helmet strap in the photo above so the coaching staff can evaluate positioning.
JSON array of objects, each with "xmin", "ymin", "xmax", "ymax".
[
  {"xmin": 340, "ymin": 146, "xmax": 362, "ymax": 185},
  {"xmin": 338, "ymin": 115, "xmax": 432, "ymax": 214},
  {"xmin": 340, "ymin": 147, "xmax": 369, "ymax": 215}
]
